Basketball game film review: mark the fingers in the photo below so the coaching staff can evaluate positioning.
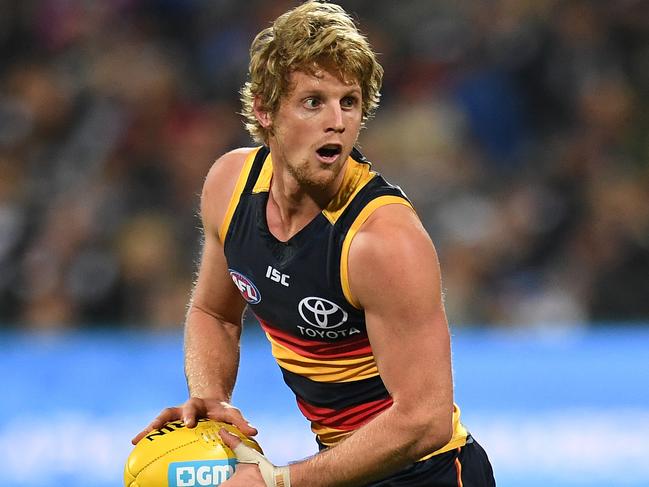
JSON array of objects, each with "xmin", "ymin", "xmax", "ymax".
[
  {"xmin": 219, "ymin": 428, "xmax": 243, "ymax": 450},
  {"xmin": 222, "ymin": 431, "xmax": 290, "ymax": 487},
  {"xmin": 131, "ymin": 406, "xmax": 182, "ymax": 444},
  {"xmin": 217, "ymin": 402, "xmax": 258, "ymax": 437},
  {"xmin": 181, "ymin": 397, "xmax": 207, "ymax": 428},
  {"xmin": 131, "ymin": 399, "xmax": 258, "ymax": 445}
]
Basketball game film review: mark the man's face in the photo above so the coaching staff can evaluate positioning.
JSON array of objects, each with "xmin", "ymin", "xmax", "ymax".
[{"xmin": 264, "ymin": 66, "xmax": 363, "ymax": 191}]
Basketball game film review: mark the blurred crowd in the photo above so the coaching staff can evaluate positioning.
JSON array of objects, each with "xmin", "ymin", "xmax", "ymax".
[{"xmin": 0, "ymin": 0, "xmax": 648, "ymax": 329}]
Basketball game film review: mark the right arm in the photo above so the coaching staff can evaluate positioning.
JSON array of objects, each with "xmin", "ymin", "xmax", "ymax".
[{"xmin": 132, "ymin": 148, "xmax": 257, "ymax": 444}]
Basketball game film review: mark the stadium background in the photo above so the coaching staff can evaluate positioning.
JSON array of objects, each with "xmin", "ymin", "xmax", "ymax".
[{"xmin": 1, "ymin": 0, "xmax": 648, "ymax": 486}]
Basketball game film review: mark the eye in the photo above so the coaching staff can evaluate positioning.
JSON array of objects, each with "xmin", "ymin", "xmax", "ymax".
[
  {"xmin": 304, "ymin": 97, "xmax": 321, "ymax": 109},
  {"xmin": 341, "ymin": 95, "xmax": 359, "ymax": 110}
]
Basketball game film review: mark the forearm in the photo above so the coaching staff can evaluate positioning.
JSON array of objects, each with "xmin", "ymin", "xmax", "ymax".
[
  {"xmin": 289, "ymin": 401, "xmax": 452, "ymax": 487},
  {"xmin": 184, "ymin": 305, "xmax": 242, "ymax": 400}
]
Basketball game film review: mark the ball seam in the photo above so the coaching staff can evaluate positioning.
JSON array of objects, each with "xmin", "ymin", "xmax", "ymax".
[{"xmin": 134, "ymin": 439, "xmax": 200, "ymax": 478}]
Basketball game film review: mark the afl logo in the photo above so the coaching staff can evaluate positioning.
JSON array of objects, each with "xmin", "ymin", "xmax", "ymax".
[
  {"xmin": 298, "ymin": 297, "xmax": 348, "ymax": 329},
  {"xmin": 229, "ymin": 270, "xmax": 261, "ymax": 304}
]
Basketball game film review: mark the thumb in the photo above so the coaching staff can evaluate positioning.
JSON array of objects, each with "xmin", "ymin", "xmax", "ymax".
[
  {"xmin": 219, "ymin": 429, "xmax": 292, "ymax": 487},
  {"xmin": 219, "ymin": 428, "xmax": 243, "ymax": 450},
  {"xmin": 220, "ymin": 428, "xmax": 267, "ymax": 465}
]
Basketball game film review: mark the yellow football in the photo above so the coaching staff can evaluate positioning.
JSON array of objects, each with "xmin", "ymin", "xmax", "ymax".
[{"xmin": 124, "ymin": 419, "xmax": 262, "ymax": 487}]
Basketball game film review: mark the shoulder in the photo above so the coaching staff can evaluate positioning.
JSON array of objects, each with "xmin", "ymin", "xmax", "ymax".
[
  {"xmin": 202, "ymin": 147, "xmax": 258, "ymax": 199},
  {"xmin": 352, "ymin": 203, "xmax": 434, "ymax": 259},
  {"xmin": 347, "ymin": 203, "xmax": 441, "ymax": 308},
  {"xmin": 200, "ymin": 147, "xmax": 259, "ymax": 237}
]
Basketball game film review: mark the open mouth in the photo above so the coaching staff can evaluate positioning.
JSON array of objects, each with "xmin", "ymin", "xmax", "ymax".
[{"xmin": 316, "ymin": 144, "xmax": 342, "ymax": 162}]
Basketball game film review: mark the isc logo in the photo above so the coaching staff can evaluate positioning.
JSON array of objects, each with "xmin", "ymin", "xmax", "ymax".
[
  {"xmin": 266, "ymin": 265, "xmax": 290, "ymax": 287},
  {"xmin": 168, "ymin": 460, "xmax": 236, "ymax": 486}
]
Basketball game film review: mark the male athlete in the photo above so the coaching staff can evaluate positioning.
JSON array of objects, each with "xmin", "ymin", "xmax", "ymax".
[{"xmin": 133, "ymin": 2, "xmax": 495, "ymax": 486}]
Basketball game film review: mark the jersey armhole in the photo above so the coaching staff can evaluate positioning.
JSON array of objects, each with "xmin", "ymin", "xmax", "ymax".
[
  {"xmin": 340, "ymin": 196, "xmax": 414, "ymax": 309},
  {"xmin": 217, "ymin": 148, "xmax": 261, "ymax": 243}
]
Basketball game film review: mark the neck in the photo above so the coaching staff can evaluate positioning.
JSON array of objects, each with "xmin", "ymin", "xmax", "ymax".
[
  {"xmin": 266, "ymin": 160, "xmax": 348, "ymax": 242},
  {"xmin": 266, "ymin": 176, "xmax": 328, "ymax": 241},
  {"xmin": 271, "ymin": 170, "xmax": 334, "ymax": 212}
]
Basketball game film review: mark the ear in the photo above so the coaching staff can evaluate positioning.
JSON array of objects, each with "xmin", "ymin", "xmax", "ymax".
[{"xmin": 253, "ymin": 96, "xmax": 272, "ymax": 129}]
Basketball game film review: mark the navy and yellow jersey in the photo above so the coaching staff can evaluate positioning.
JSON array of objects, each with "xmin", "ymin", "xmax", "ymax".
[{"xmin": 220, "ymin": 146, "xmax": 468, "ymax": 457}]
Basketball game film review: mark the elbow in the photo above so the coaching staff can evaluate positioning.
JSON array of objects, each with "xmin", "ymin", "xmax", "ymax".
[
  {"xmin": 424, "ymin": 416, "xmax": 454, "ymax": 453},
  {"xmin": 417, "ymin": 417, "xmax": 453, "ymax": 457},
  {"xmin": 397, "ymin": 403, "xmax": 454, "ymax": 458}
]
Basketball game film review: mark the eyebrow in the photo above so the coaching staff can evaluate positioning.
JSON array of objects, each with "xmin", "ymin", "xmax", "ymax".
[
  {"xmin": 297, "ymin": 87, "xmax": 362, "ymax": 98},
  {"xmin": 343, "ymin": 88, "xmax": 362, "ymax": 97}
]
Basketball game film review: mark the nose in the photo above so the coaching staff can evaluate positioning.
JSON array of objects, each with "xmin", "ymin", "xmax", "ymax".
[{"xmin": 326, "ymin": 103, "xmax": 345, "ymax": 133}]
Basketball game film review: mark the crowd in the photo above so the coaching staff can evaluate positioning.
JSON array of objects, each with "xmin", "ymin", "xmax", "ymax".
[{"xmin": 0, "ymin": 0, "xmax": 647, "ymax": 329}]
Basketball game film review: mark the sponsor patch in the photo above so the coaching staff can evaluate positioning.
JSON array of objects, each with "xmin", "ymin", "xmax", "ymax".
[
  {"xmin": 298, "ymin": 297, "xmax": 348, "ymax": 329},
  {"xmin": 168, "ymin": 460, "xmax": 236, "ymax": 487}
]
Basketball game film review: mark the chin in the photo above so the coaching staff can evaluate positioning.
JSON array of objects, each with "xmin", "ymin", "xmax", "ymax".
[
  {"xmin": 291, "ymin": 161, "xmax": 340, "ymax": 191},
  {"xmin": 305, "ymin": 170, "xmax": 339, "ymax": 191}
]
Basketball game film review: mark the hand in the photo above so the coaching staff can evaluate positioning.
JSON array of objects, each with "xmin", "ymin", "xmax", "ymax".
[
  {"xmin": 131, "ymin": 397, "xmax": 258, "ymax": 444},
  {"xmin": 218, "ymin": 430, "xmax": 270, "ymax": 486},
  {"xmin": 220, "ymin": 429, "xmax": 291, "ymax": 487}
]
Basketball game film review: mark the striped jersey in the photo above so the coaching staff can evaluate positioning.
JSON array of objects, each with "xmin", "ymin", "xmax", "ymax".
[{"xmin": 220, "ymin": 146, "xmax": 468, "ymax": 456}]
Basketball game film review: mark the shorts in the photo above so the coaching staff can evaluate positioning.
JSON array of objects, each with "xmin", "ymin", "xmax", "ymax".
[{"xmin": 362, "ymin": 435, "xmax": 495, "ymax": 487}]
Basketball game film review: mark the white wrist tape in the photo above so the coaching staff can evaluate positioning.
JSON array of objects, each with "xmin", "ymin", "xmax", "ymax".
[{"xmin": 233, "ymin": 442, "xmax": 291, "ymax": 487}]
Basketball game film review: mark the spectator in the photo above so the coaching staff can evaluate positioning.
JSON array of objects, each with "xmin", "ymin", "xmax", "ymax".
[{"xmin": 1, "ymin": 0, "xmax": 647, "ymax": 329}]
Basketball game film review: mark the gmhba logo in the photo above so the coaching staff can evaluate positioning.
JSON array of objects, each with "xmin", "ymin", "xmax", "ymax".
[{"xmin": 168, "ymin": 459, "xmax": 236, "ymax": 486}]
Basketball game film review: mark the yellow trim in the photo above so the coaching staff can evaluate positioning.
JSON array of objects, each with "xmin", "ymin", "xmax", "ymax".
[
  {"xmin": 322, "ymin": 158, "xmax": 376, "ymax": 224},
  {"xmin": 312, "ymin": 424, "xmax": 353, "ymax": 447},
  {"xmin": 314, "ymin": 404, "xmax": 468, "ymax": 458},
  {"xmin": 252, "ymin": 152, "xmax": 273, "ymax": 193},
  {"xmin": 340, "ymin": 195, "xmax": 414, "ymax": 309},
  {"xmin": 243, "ymin": 151, "xmax": 377, "ymax": 224},
  {"xmin": 218, "ymin": 148, "xmax": 261, "ymax": 242},
  {"xmin": 267, "ymin": 332, "xmax": 380, "ymax": 383},
  {"xmin": 419, "ymin": 404, "xmax": 469, "ymax": 459}
]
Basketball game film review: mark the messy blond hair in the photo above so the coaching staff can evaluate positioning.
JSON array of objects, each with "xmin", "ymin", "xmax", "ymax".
[{"xmin": 240, "ymin": 0, "xmax": 383, "ymax": 144}]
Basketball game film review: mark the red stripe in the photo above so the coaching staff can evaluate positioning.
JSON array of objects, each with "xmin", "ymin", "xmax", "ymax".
[
  {"xmin": 297, "ymin": 397, "xmax": 393, "ymax": 431},
  {"xmin": 258, "ymin": 318, "xmax": 372, "ymax": 359}
]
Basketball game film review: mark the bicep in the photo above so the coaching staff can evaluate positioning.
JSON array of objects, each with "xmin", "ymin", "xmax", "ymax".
[
  {"xmin": 189, "ymin": 151, "xmax": 252, "ymax": 325},
  {"xmin": 347, "ymin": 205, "xmax": 453, "ymax": 411},
  {"xmin": 190, "ymin": 229, "xmax": 246, "ymax": 325}
]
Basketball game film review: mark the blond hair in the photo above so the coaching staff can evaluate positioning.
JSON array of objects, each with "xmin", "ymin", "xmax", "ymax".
[{"xmin": 240, "ymin": 1, "xmax": 383, "ymax": 144}]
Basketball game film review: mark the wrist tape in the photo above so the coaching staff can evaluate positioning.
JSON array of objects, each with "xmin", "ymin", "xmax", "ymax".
[{"xmin": 233, "ymin": 442, "xmax": 291, "ymax": 487}]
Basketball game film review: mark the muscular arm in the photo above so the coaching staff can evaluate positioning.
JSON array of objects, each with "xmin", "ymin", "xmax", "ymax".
[
  {"xmin": 132, "ymin": 148, "xmax": 258, "ymax": 443},
  {"xmin": 184, "ymin": 224, "xmax": 246, "ymax": 402},
  {"xmin": 289, "ymin": 203, "xmax": 454, "ymax": 486},
  {"xmin": 182, "ymin": 148, "xmax": 252, "ymax": 417}
]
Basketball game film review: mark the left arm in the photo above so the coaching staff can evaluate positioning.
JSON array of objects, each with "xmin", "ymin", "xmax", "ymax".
[{"xmin": 223, "ymin": 203, "xmax": 455, "ymax": 486}]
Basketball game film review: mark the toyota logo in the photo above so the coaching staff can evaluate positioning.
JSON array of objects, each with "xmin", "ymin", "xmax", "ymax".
[{"xmin": 298, "ymin": 297, "xmax": 348, "ymax": 329}]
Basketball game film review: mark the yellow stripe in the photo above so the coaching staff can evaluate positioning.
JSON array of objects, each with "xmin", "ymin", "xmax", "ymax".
[
  {"xmin": 244, "ymin": 152, "xmax": 376, "ymax": 223},
  {"xmin": 266, "ymin": 333, "xmax": 379, "ymax": 382},
  {"xmin": 218, "ymin": 148, "xmax": 261, "ymax": 242},
  {"xmin": 340, "ymin": 195, "xmax": 414, "ymax": 309},
  {"xmin": 322, "ymin": 158, "xmax": 376, "ymax": 224},
  {"xmin": 314, "ymin": 404, "xmax": 468, "ymax": 457},
  {"xmin": 419, "ymin": 405, "xmax": 468, "ymax": 459},
  {"xmin": 252, "ymin": 152, "xmax": 273, "ymax": 193},
  {"xmin": 312, "ymin": 424, "xmax": 353, "ymax": 447}
]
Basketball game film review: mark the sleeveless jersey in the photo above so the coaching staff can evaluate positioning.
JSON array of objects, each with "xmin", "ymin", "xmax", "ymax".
[{"xmin": 220, "ymin": 146, "xmax": 468, "ymax": 457}]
